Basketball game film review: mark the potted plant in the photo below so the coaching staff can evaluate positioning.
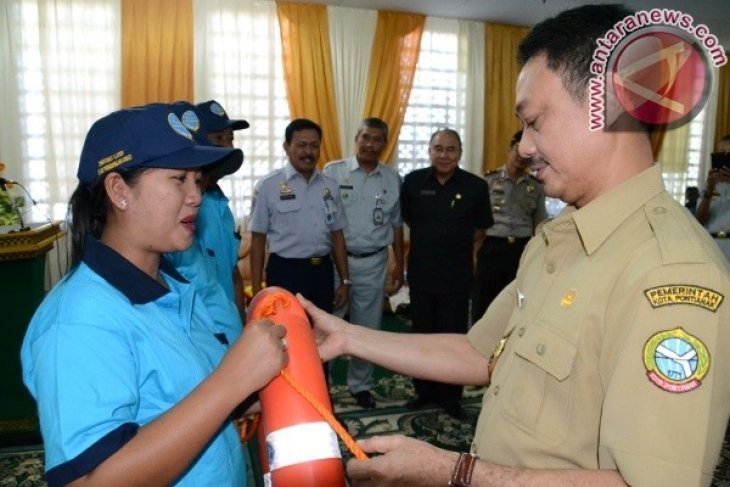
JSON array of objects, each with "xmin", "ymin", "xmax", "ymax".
[{"xmin": 0, "ymin": 162, "xmax": 27, "ymax": 232}]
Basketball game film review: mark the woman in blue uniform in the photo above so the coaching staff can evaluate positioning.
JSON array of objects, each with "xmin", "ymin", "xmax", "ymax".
[{"xmin": 21, "ymin": 104, "xmax": 288, "ymax": 486}]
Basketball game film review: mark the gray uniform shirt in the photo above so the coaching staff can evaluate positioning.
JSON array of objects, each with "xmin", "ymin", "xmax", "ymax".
[
  {"xmin": 249, "ymin": 163, "xmax": 346, "ymax": 258},
  {"xmin": 323, "ymin": 157, "xmax": 403, "ymax": 253}
]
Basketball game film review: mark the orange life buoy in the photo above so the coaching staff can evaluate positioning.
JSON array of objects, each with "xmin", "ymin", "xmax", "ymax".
[{"xmin": 248, "ymin": 287, "xmax": 345, "ymax": 487}]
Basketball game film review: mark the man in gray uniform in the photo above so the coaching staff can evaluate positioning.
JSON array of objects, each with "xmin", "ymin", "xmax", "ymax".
[
  {"xmin": 323, "ymin": 118, "xmax": 405, "ymax": 409},
  {"xmin": 248, "ymin": 118, "xmax": 350, "ymax": 314},
  {"xmin": 472, "ymin": 130, "xmax": 547, "ymax": 323}
]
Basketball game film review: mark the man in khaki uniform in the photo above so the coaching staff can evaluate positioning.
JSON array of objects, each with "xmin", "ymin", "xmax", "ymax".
[{"xmin": 299, "ymin": 4, "xmax": 730, "ymax": 487}]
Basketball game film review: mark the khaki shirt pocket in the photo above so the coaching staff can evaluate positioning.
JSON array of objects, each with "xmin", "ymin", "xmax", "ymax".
[{"xmin": 501, "ymin": 323, "xmax": 578, "ymax": 446}]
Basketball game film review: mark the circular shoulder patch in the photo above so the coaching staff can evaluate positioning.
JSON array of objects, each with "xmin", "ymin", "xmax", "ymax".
[{"xmin": 643, "ymin": 327, "xmax": 709, "ymax": 393}]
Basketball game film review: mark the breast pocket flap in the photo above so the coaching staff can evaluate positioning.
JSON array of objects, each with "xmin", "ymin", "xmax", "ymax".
[{"xmin": 513, "ymin": 325, "xmax": 577, "ymax": 381}]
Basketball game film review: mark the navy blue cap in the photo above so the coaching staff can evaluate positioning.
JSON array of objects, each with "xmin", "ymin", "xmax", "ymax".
[
  {"xmin": 170, "ymin": 101, "xmax": 244, "ymax": 180},
  {"xmin": 77, "ymin": 103, "xmax": 243, "ymax": 185},
  {"xmin": 196, "ymin": 100, "xmax": 250, "ymax": 133}
]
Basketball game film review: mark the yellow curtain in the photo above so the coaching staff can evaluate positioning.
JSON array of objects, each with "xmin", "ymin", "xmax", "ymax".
[
  {"xmin": 362, "ymin": 11, "xmax": 425, "ymax": 164},
  {"xmin": 656, "ymin": 124, "xmax": 688, "ymax": 173},
  {"xmin": 484, "ymin": 23, "xmax": 530, "ymax": 173},
  {"xmin": 277, "ymin": 2, "xmax": 342, "ymax": 166},
  {"xmin": 715, "ymin": 57, "xmax": 730, "ymax": 147},
  {"xmin": 121, "ymin": 0, "xmax": 193, "ymax": 107}
]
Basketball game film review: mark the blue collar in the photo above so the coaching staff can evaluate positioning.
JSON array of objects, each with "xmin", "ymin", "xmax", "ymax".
[{"xmin": 82, "ymin": 236, "xmax": 188, "ymax": 304}]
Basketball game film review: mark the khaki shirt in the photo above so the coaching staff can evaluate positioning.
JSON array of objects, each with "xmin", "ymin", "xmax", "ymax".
[
  {"xmin": 485, "ymin": 167, "xmax": 547, "ymax": 239},
  {"xmin": 468, "ymin": 164, "xmax": 730, "ymax": 486}
]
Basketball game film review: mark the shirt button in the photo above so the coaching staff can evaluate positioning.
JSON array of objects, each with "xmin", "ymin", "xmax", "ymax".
[
  {"xmin": 653, "ymin": 206, "xmax": 667, "ymax": 215},
  {"xmin": 546, "ymin": 263, "xmax": 556, "ymax": 273},
  {"xmin": 536, "ymin": 343, "xmax": 546, "ymax": 355},
  {"xmin": 517, "ymin": 327, "xmax": 525, "ymax": 337},
  {"xmin": 493, "ymin": 385, "xmax": 500, "ymax": 396}
]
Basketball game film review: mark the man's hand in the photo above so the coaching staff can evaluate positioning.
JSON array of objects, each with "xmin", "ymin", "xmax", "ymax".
[
  {"xmin": 346, "ymin": 435, "xmax": 457, "ymax": 487},
  {"xmin": 333, "ymin": 283, "xmax": 349, "ymax": 310},
  {"xmin": 297, "ymin": 293, "xmax": 349, "ymax": 362},
  {"xmin": 389, "ymin": 265, "xmax": 405, "ymax": 296}
]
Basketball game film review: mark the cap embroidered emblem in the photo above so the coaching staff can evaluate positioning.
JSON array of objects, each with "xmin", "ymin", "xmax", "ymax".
[
  {"xmin": 643, "ymin": 327, "xmax": 709, "ymax": 393},
  {"xmin": 167, "ymin": 113, "xmax": 193, "ymax": 140},
  {"xmin": 181, "ymin": 110, "xmax": 201, "ymax": 133},
  {"xmin": 210, "ymin": 102, "xmax": 226, "ymax": 116}
]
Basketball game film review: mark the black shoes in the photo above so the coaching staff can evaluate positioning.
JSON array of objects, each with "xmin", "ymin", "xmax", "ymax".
[
  {"xmin": 352, "ymin": 390, "xmax": 376, "ymax": 410},
  {"xmin": 443, "ymin": 402, "xmax": 464, "ymax": 420}
]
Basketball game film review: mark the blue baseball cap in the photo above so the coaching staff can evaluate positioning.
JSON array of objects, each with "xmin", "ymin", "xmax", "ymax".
[
  {"xmin": 196, "ymin": 100, "xmax": 250, "ymax": 133},
  {"xmin": 77, "ymin": 103, "xmax": 243, "ymax": 185},
  {"xmin": 171, "ymin": 101, "xmax": 244, "ymax": 180}
]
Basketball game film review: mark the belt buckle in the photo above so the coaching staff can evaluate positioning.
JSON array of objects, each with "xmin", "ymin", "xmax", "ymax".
[
  {"xmin": 310, "ymin": 257, "xmax": 322, "ymax": 266},
  {"xmin": 507, "ymin": 236, "xmax": 516, "ymax": 244},
  {"xmin": 719, "ymin": 231, "xmax": 727, "ymax": 239}
]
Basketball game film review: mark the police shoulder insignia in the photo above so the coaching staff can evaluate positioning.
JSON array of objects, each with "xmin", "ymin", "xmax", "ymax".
[
  {"xmin": 643, "ymin": 327, "xmax": 709, "ymax": 393},
  {"xmin": 644, "ymin": 284, "xmax": 723, "ymax": 312}
]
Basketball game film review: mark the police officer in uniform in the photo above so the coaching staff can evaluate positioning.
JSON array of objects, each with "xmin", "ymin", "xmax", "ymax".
[
  {"xmin": 249, "ymin": 118, "xmax": 350, "ymax": 314},
  {"xmin": 323, "ymin": 117, "xmax": 404, "ymax": 410},
  {"xmin": 472, "ymin": 130, "xmax": 547, "ymax": 323}
]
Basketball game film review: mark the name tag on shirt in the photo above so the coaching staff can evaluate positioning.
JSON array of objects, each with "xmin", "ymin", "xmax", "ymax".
[
  {"xmin": 420, "ymin": 190, "xmax": 436, "ymax": 196},
  {"xmin": 280, "ymin": 193, "xmax": 296, "ymax": 200}
]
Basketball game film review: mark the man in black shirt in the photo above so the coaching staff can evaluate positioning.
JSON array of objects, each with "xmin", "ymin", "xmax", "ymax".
[{"xmin": 401, "ymin": 128, "xmax": 492, "ymax": 418}]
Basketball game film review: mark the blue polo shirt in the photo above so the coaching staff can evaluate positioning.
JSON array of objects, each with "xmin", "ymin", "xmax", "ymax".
[
  {"xmin": 197, "ymin": 188, "xmax": 240, "ymax": 302},
  {"xmin": 21, "ymin": 237, "xmax": 245, "ymax": 487},
  {"xmin": 166, "ymin": 235, "xmax": 242, "ymax": 342}
]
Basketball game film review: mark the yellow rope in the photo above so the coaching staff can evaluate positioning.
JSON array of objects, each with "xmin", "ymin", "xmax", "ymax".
[{"xmin": 280, "ymin": 369, "xmax": 367, "ymax": 460}]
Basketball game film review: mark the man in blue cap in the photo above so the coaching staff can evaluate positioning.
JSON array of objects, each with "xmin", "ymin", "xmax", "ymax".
[
  {"xmin": 166, "ymin": 101, "xmax": 244, "ymax": 342},
  {"xmin": 194, "ymin": 100, "xmax": 251, "ymax": 321},
  {"xmin": 197, "ymin": 100, "xmax": 250, "ymax": 147}
]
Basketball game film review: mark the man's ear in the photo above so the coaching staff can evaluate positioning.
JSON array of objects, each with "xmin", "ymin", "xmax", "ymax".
[{"xmin": 104, "ymin": 172, "xmax": 130, "ymax": 211}]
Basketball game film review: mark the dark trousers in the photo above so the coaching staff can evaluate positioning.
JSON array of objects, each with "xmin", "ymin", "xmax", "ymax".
[
  {"xmin": 471, "ymin": 236, "xmax": 529, "ymax": 323},
  {"xmin": 266, "ymin": 253, "xmax": 334, "ymax": 313},
  {"xmin": 409, "ymin": 289, "xmax": 469, "ymax": 406},
  {"xmin": 266, "ymin": 253, "xmax": 334, "ymax": 392}
]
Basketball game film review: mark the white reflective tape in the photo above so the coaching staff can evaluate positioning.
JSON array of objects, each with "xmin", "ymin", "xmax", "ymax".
[
  {"xmin": 266, "ymin": 421, "xmax": 341, "ymax": 471},
  {"xmin": 263, "ymin": 473, "xmax": 271, "ymax": 487}
]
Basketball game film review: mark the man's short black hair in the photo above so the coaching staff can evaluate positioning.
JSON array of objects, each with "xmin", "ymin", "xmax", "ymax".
[
  {"xmin": 517, "ymin": 4, "xmax": 633, "ymax": 102},
  {"xmin": 357, "ymin": 117, "xmax": 389, "ymax": 142},
  {"xmin": 285, "ymin": 118, "xmax": 322, "ymax": 144}
]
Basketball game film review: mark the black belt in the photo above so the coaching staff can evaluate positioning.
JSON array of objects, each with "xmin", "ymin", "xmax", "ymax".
[
  {"xmin": 486, "ymin": 236, "xmax": 530, "ymax": 244},
  {"xmin": 711, "ymin": 231, "xmax": 729, "ymax": 239},
  {"xmin": 270, "ymin": 253, "xmax": 330, "ymax": 266},
  {"xmin": 347, "ymin": 247, "xmax": 387, "ymax": 258}
]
